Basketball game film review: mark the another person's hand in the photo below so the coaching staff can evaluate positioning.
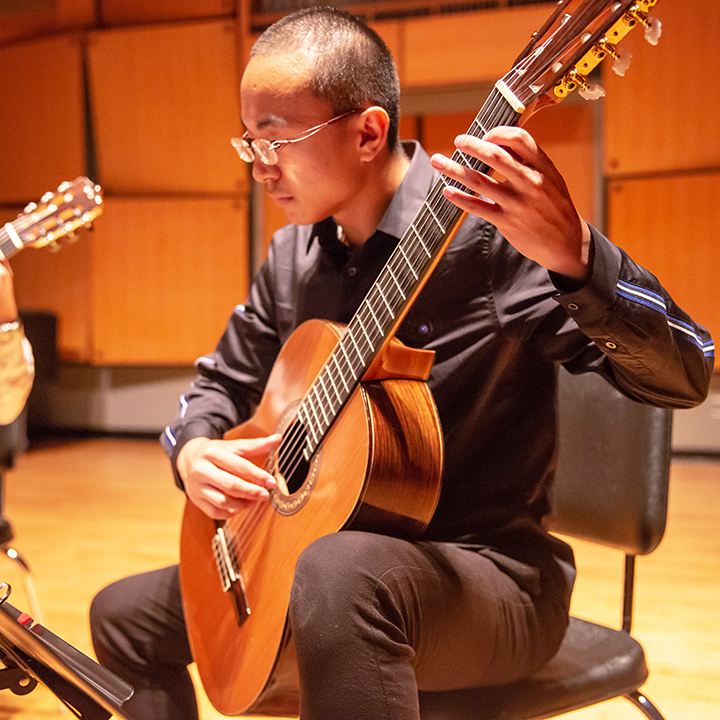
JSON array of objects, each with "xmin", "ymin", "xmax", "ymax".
[
  {"xmin": 430, "ymin": 126, "xmax": 592, "ymax": 280},
  {"xmin": 178, "ymin": 434, "xmax": 281, "ymax": 519}
]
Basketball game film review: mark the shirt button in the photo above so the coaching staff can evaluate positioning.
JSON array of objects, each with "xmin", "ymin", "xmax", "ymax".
[
  {"xmin": 347, "ymin": 267, "xmax": 357, "ymax": 277},
  {"xmin": 605, "ymin": 341, "xmax": 617, "ymax": 350},
  {"xmin": 568, "ymin": 303, "xmax": 579, "ymax": 311},
  {"xmin": 418, "ymin": 323, "xmax": 431, "ymax": 336}
]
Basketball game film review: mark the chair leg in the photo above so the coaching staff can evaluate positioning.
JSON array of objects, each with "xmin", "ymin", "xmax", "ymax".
[
  {"xmin": 625, "ymin": 690, "xmax": 667, "ymax": 720},
  {"xmin": 1, "ymin": 543, "xmax": 43, "ymax": 623}
]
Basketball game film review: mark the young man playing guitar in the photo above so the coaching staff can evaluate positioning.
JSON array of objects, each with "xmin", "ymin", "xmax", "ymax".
[{"xmin": 90, "ymin": 7, "xmax": 713, "ymax": 720}]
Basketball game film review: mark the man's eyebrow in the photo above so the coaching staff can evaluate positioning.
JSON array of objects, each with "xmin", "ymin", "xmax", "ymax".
[{"xmin": 240, "ymin": 114, "xmax": 290, "ymax": 133}]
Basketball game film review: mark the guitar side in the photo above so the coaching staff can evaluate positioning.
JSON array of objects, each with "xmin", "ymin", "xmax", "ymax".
[{"xmin": 179, "ymin": 319, "xmax": 443, "ymax": 716}]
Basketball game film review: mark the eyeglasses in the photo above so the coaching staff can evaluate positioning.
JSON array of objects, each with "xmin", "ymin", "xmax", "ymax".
[{"xmin": 231, "ymin": 110, "xmax": 358, "ymax": 166}]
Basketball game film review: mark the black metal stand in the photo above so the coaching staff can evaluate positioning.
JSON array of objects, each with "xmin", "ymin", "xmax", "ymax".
[{"xmin": 0, "ymin": 583, "xmax": 133, "ymax": 719}]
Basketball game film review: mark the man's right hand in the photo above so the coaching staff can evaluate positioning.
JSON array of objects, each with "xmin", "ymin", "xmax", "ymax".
[{"xmin": 178, "ymin": 435, "xmax": 281, "ymax": 519}]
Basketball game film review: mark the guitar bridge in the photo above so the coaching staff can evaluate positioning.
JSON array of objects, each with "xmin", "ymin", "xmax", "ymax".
[{"xmin": 212, "ymin": 526, "xmax": 251, "ymax": 626}]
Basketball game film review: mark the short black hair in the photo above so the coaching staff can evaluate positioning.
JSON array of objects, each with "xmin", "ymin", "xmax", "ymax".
[{"xmin": 251, "ymin": 6, "xmax": 401, "ymax": 151}]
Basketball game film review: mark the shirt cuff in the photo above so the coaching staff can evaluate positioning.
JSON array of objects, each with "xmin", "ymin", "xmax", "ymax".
[
  {"xmin": 160, "ymin": 419, "xmax": 222, "ymax": 492},
  {"xmin": 551, "ymin": 227, "xmax": 622, "ymax": 324}
]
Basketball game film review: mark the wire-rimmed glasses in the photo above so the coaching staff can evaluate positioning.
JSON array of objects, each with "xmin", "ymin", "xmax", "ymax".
[{"xmin": 231, "ymin": 110, "xmax": 358, "ymax": 165}]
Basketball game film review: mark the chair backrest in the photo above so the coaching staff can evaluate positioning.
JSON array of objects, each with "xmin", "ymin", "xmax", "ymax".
[{"xmin": 548, "ymin": 369, "xmax": 673, "ymax": 557}]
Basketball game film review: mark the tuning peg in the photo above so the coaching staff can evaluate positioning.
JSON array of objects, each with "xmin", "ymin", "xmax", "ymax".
[
  {"xmin": 612, "ymin": 47, "xmax": 632, "ymax": 77},
  {"xmin": 628, "ymin": 7, "xmax": 662, "ymax": 46},
  {"xmin": 578, "ymin": 84, "xmax": 606, "ymax": 101},
  {"xmin": 644, "ymin": 17, "xmax": 662, "ymax": 45}
]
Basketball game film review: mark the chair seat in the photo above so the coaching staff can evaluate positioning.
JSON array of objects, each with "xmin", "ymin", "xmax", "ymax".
[{"xmin": 418, "ymin": 616, "xmax": 649, "ymax": 720}]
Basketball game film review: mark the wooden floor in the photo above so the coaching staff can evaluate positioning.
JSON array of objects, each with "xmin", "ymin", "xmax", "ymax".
[{"xmin": 0, "ymin": 435, "xmax": 717, "ymax": 720}]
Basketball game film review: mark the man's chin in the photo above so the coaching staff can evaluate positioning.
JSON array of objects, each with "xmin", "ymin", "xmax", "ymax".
[{"xmin": 279, "ymin": 206, "xmax": 324, "ymax": 228}]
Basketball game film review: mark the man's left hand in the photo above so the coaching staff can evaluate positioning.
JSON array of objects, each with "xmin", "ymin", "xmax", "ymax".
[{"xmin": 430, "ymin": 126, "xmax": 591, "ymax": 280}]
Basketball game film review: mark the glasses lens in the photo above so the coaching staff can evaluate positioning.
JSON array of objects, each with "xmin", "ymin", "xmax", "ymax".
[
  {"xmin": 231, "ymin": 137, "xmax": 255, "ymax": 163},
  {"xmin": 252, "ymin": 139, "xmax": 278, "ymax": 166}
]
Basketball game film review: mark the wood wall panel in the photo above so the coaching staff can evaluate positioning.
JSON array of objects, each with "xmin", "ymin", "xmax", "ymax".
[
  {"xmin": 87, "ymin": 20, "xmax": 245, "ymax": 194},
  {"xmin": 0, "ymin": 0, "xmax": 95, "ymax": 45},
  {"xmin": 608, "ymin": 172, "xmax": 719, "ymax": 369},
  {"xmin": 99, "ymin": 0, "xmax": 234, "ymax": 26},
  {"xmin": 604, "ymin": 0, "xmax": 720, "ymax": 176},
  {"xmin": 0, "ymin": 207, "xmax": 95, "ymax": 362},
  {"xmin": 402, "ymin": 5, "xmax": 554, "ymax": 89},
  {"xmin": 90, "ymin": 196, "xmax": 249, "ymax": 364},
  {"xmin": 0, "ymin": 35, "xmax": 87, "ymax": 204}
]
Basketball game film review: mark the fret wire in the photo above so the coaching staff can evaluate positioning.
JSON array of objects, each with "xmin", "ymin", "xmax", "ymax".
[
  {"xmin": 331, "ymin": 353, "xmax": 350, "ymax": 394},
  {"xmin": 298, "ymin": 404, "xmax": 320, "ymax": 447},
  {"xmin": 306, "ymin": 391, "xmax": 324, "ymax": 436},
  {"xmin": 410, "ymin": 225, "xmax": 432, "ymax": 258},
  {"xmin": 375, "ymin": 282, "xmax": 394, "ymax": 317},
  {"xmin": 357, "ymin": 312, "xmax": 381, "ymax": 357},
  {"xmin": 355, "ymin": 313, "xmax": 375, "ymax": 352},
  {"xmin": 324, "ymin": 360, "xmax": 344, "ymax": 399},
  {"xmin": 365, "ymin": 297, "xmax": 384, "ymax": 336},
  {"xmin": 345, "ymin": 327, "xmax": 365, "ymax": 368},
  {"xmin": 337, "ymin": 340, "xmax": 356, "ymax": 383},
  {"xmin": 342, "ymin": 337, "xmax": 363, "ymax": 378},
  {"xmin": 316, "ymin": 372, "xmax": 335, "ymax": 431},
  {"xmin": 387, "ymin": 261, "xmax": 413, "ymax": 305},
  {"xmin": 376, "ymin": 269, "xmax": 403, "ymax": 312},
  {"xmin": 317, "ymin": 373, "xmax": 336, "ymax": 420}
]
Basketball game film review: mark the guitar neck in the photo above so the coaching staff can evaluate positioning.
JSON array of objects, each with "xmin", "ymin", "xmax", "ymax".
[
  {"xmin": 298, "ymin": 87, "xmax": 523, "ymax": 457},
  {"xmin": 0, "ymin": 218, "xmax": 25, "ymax": 261},
  {"xmin": 0, "ymin": 177, "xmax": 104, "ymax": 262}
]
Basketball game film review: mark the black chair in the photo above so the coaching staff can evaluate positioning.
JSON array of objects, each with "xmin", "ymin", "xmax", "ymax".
[{"xmin": 419, "ymin": 369, "xmax": 672, "ymax": 720}]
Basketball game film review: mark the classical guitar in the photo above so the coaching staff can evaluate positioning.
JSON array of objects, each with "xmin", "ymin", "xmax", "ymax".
[
  {"xmin": 0, "ymin": 177, "xmax": 103, "ymax": 261},
  {"xmin": 180, "ymin": 1, "xmax": 663, "ymax": 715}
]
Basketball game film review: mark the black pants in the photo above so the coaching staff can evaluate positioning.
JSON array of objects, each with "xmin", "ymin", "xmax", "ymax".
[{"xmin": 90, "ymin": 530, "xmax": 573, "ymax": 720}]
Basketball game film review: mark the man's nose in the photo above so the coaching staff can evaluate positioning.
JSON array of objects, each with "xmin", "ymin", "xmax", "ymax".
[{"xmin": 252, "ymin": 157, "xmax": 280, "ymax": 183}]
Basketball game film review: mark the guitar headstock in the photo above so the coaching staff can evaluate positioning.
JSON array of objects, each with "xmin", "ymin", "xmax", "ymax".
[
  {"xmin": 502, "ymin": 0, "xmax": 662, "ymax": 117},
  {"xmin": 4, "ymin": 177, "xmax": 103, "ymax": 257}
]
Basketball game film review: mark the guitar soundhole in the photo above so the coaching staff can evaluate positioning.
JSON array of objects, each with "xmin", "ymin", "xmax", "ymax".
[
  {"xmin": 271, "ymin": 418, "xmax": 322, "ymax": 516},
  {"xmin": 278, "ymin": 420, "xmax": 310, "ymax": 495}
]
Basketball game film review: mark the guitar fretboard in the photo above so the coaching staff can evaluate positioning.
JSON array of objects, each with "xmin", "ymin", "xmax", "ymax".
[{"xmin": 288, "ymin": 87, "xmax": 522, "ymax": 462}]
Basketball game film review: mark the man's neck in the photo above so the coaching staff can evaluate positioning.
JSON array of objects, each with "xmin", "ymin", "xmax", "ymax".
[{"xmin": 334, "ymin": 149, "xmax": 411, "ymax": 248}]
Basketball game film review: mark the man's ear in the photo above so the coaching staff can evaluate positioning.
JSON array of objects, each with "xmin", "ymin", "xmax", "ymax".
[{"xmin": 356, "ymin": 106, "xmax": 390, "ymax": 162}]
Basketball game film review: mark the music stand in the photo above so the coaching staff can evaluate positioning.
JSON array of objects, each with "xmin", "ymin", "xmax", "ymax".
[{"xmin": 0, "ymin": 583, "xmax": 133, "ymax": 719}]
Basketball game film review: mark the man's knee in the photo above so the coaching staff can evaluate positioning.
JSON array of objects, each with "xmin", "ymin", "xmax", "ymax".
[
  {"xmin": 91, "ymin": 579, "xmax": 125, "ymax": 633},
  {"xmin": 289, "ymin": 531, "xmax": 401, "ymax": 636}
]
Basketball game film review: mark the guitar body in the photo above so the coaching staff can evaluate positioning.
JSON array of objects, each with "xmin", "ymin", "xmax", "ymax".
[{"xmin": 180, "ymin": 319, "xmax": 444, "ymax": 716}]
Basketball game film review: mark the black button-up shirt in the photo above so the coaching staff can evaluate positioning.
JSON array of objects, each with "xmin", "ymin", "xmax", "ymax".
[{"xmin": 163, "ymin": 141, "xmax": 713, "ymax": 557}]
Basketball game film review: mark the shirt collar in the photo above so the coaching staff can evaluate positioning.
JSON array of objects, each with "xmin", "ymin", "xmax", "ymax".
[{"xmin": 307, "ymin": 140, "xmax": 439, "ymax": 253}]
